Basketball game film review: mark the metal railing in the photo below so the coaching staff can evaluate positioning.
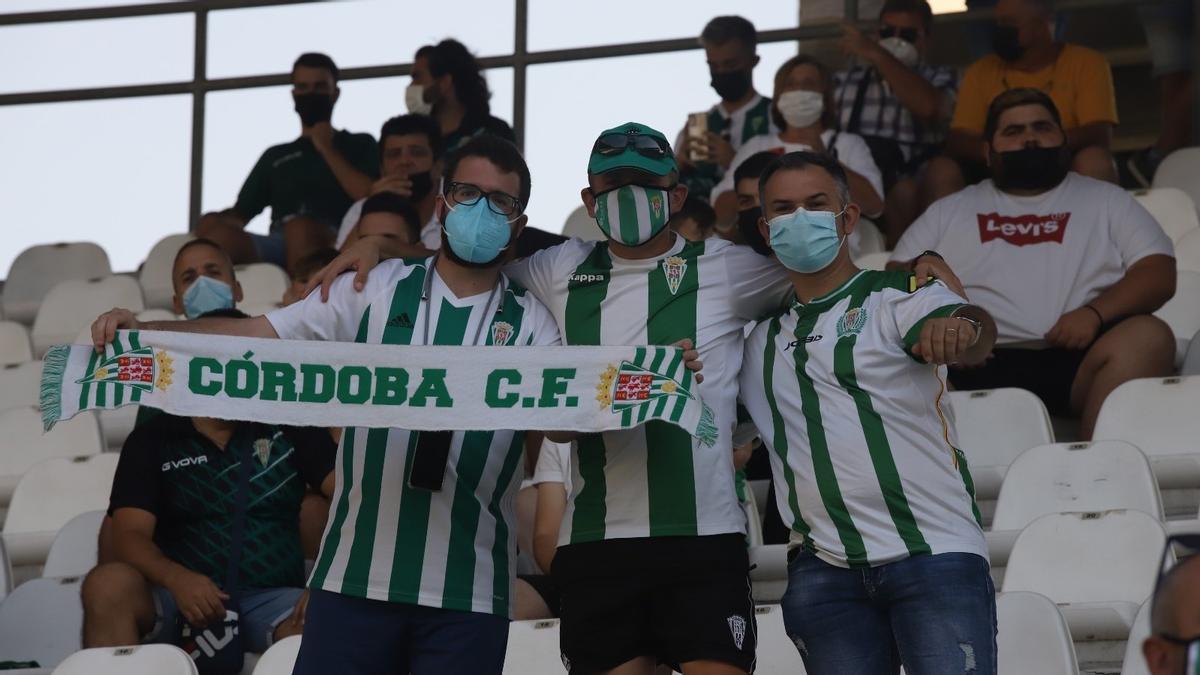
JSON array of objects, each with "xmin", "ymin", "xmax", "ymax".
[{"xmin": 1, "ymin": 0, "xmax": 1195, "ymax": 227}]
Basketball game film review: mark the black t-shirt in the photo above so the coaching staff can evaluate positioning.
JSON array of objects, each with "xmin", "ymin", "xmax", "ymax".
[{"xmin": 109, "ymin": 413, "xmax": 336, "ymax": 590}]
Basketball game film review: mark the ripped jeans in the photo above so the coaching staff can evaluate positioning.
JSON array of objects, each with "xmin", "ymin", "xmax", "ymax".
[{"xmin": 781, "ymin": 551, "xmax": 996, "ymax": 675}]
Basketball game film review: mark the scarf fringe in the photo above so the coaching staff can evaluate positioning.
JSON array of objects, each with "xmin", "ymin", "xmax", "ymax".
[
  {"xmin": 40, "ymin": 345, "xmax": 70, "ymax": 431},
  {"xmin": 696, "ymin": 403, "xmax": 718, "ymax": 447}
]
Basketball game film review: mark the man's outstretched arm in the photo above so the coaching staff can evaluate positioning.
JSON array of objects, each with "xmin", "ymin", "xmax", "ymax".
[{"xmin": 91, "ymin": 309, "xmax": 279, "ymax": 353}]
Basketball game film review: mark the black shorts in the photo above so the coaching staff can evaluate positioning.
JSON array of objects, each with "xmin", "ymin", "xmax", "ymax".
[
  {"xmin": 948, "ymin": 346, "xmax": 1089, "ymax": 416},
  {"xmin": 551, "ymin": 534, "xmax": 756, "ymax": 674},
  {"xmin": 517, "ymin": 573, "xmax": 560, "ymax": 617}
]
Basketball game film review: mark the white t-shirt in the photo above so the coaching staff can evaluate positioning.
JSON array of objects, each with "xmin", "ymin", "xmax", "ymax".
[
  {"xmin": 711, "ymin": 130, "xmax": 885, "ymax": 212},
  {"xmin": 531, "ymin": 439, "xmax": 573, "ymax": 493},
  {"xmin": 740, "ymin": 270, "xmax": 986, "ymax": 567},
  {"xmin": 891, "ymin": 173, "xmax": 1175, "ymax": 344},
  {"xmin": 335, "ymin": 198, "xmax": 442, "ymax": 250}
]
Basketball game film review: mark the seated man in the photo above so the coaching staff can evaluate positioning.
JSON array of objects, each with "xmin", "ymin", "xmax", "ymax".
[
  {"xmin": 339, "ymin": 192, "xmax": 422, "ymax": 251},
  {"xmin": 1143, "ymin": 550, "xmax": 1200, "ymax": 675},
  {"xmin": 81, "ymin": 347, "xmax": 337, "ymax": 652},
  {"xmin": 283, "ymin": 248, "xmax": 339, "ymax": 307},
  {"xmin": 335, "ymin": 114, "xmax": 444, "ymax": 250},
  {"xmin": 924, "ymin": 0, "xmax": 1119, "ymax": 203},
  {"xmin": 733, "ymin": 150, "xmax": 784, "ymax": 253},
  {"xmin": 891, "ymin": 88, "xmax": 1176, "ymax": 439},
  {"xmin": 197, "ymin": 52, "xmax": 379, "ymax": 271}
]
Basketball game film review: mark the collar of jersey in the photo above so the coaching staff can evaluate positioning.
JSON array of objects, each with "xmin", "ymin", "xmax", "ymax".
[
  {"xmin": 790, "ymin": 269, "xmax": 868, "ymax": 314},
  {"xmin": 607, "ymin": 231, "xmax": 686, "ymax": 266}
]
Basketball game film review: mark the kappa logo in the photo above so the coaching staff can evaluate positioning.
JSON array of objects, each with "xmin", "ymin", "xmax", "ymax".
[
  {"xmin": 977, "ymin": 212, "xmax": 1070, "ymax": 246},
  {"xmin": 568, "ymin": 272, "xmax": 607, "ymax": 285},
  {"xmin": 491, "ymin": 321, "xmax": 514, "ymax": 346},
  {"xmin": 387, "ymin": 312, "xmax": 414, "ymax": 329},
  {"xmin": 836, "ymin": 307, "xmax": 869, "ymax": 339},
  {"xmin": 162, "ymin": 455, "xmax": 208, "ymax": 472},
  {"xmin": 662, "ymin": 255, "xmax": 687, "ymax": 295},
  {"xmin": 727, "ymin": 615, "xmax": 747, "ymax": 650}
]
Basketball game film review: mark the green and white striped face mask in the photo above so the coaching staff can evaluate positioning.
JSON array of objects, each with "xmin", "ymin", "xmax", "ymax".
[{"xmin": 594, "ymin": 184, "xmax": 671, "ymax": 247}]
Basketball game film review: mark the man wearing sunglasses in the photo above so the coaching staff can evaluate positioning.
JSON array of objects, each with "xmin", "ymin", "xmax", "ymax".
[
  {"xmin": 834, "ymin": 0, "xmax": 958, "ymax": 246},
  {"xmin": 1144, "ymin": 536, "xmax": 1200, "ymax": 675}
]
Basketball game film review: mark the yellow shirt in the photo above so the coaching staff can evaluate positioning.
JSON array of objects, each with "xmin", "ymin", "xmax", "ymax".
[{"xmin": 951, "ymin": 43, "xmax": 1118, "ymax": 134}]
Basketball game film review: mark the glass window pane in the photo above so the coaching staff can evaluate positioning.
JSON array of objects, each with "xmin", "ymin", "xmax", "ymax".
[
  {"xmin": 0, "ymin": 14, "xmax": 193, "ymax": 94},
  {"xmin": 522, "ymin": 44, "xmax": 795, "ymax": 235},
  {"xmin": 529, "ymin": 1, "xmax": 797, "ymax": 52},
  {"xmin": 0, "ymin": 95, "xmax": 191, "ymax": 274},
  {"xmin": 207, "ymin": 0, "xmax": 515, "ymax": 80},
  {"xmin": 1, "ymin": 0, "xmax": 174, "ymax": 11},
  {"xmin": 202, "ymin": 67, "xmax": 514, "ymax": 235}
]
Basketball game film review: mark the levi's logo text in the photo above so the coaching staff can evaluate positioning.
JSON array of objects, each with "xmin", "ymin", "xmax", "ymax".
[{"xmin": 977, "ymin": 212, "xmax": 1070, "ymax": 246}]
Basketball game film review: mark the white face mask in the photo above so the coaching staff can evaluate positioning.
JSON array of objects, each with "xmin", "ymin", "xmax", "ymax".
[
  {"xmin": 775, "ymin": 89, "xmax": 825, "ymax": 129},
  {"xmin": 879, "ymin": 36, "xmax": 920, "ymax": 68},
  {"xmin": 405, "ymin": 83, "xmax": 432, "ymax": 115}
]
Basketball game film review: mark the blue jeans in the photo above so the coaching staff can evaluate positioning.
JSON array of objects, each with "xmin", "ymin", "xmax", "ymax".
[
  {"xmin": 291, "ymin": 589, "xmax": 510, "ymax": 675},
  {"xmin": 782, "ymin": 551, "xmax": 996, "ymax": 675}
]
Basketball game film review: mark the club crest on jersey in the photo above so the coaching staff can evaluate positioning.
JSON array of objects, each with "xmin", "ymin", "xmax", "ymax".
[
  {"xmin": 77, "ymin": 347, "xmax": 174, "ymax": 393},
  {"xmin": 728, "ymin": 615, "xmax": 747, "ymax": 650},
  {"xmin": 836, "ymin": 307, "xmax": 869, "ymax": 338},
  {"xmin": 253, "ymin": 438, "xmax": 272, "ymax": 467},
  {"xmin": 661, "ymin": 255, "xmax": 687, "ymax": 295},
  {"xmin": 491, "ymin": 321, "xmax": 514, "ymax": 346}
]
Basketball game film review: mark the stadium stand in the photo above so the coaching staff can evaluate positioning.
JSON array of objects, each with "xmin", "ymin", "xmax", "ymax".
[
  {"xmin": 0, "ymin": 321, "xmax": 33, "ymax": 366},
  {"xmin": 753, "ymin": 604, "xmax": 808, "ymax": 673},
  {"xmin": 51, "ymin": 645, "xmax": 199, "ymax": 675},
  {"xmin": 1173, "ymin": 228, "xmax": 1200, "ymax": 273},
  {"xmin": 0, "ymin": 361, "xmax": 43, "ymax": 412},
  {"xmin": 502, "ymin": 620, "xmax": 564, "ymax": 675},
  {"xmin": 31, "ymin": 277, "xmax": 144, "ymax": 356},
  {"xmin": 0, "ymin": 407, "xmax": 103, "ymax": 506},
  {"xmin": 948, "ymin": 388, "xmax": 1055, "ymax": 501},
  {"xmin": 234, "ymin": 262, "xmax": 290, "ymax": 308},
  {"xmin": 1153, "ymin": 148, "xmax": 1200, "ymax": 217},
  {"xmin": 250, "ymin": 636, "xmax": 301, "ymax": 675},
  {"xmin": 1119, "ymin": 599, "xmax": 1153, "ymax": 675},
  {"xmin": 1093, "ymin": 376, "xmax": 1200, "ymax": 490},
  {"xmin": 41, "ymin": 510, "xmax": 104, "ymax": 580},
  {"xmin": 995, "ymin": 591, "xmax": 1079, "ymax": 675},
  {"xmin": 0, "ymin": 575, "xmax": 84, "ymax": 668},
  {"xmin": 2, "ymin": 243, "xmax": 111, "ymax": 325},
  {"xmin": 137, "ymin": 234, "xmax": 193, "ymax": 310},
  {"xmin": 852, "ymin": 219, "xmax": 886, "ymax": 258},
  {"xmin": 1001, "ymin": 510, "xmax": 1165, "ymax": 640},
  {"xmin": 1153, "ymin": 271, "xmax": 1200, "ymax": 365},
  {"xmin": 1133, "ymin": 187, "xmax": 1200, "ymax": 243},
  {"xmin": 3, "ymin": 455, "xmax": 119, "ymax": 568},
  {"xmin": 852, "ymin": 251, "xmax": 890, "ymax": 271}
]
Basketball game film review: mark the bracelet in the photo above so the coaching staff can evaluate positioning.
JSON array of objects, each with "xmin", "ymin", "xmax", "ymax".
[
  {"xmin": 911, "ymin": 250, "xmax": 943, "ymax": 270},
  {"xmin": 955, "ymin": 315, "xmax": 983, "ymax": 348},
  {"xmin": 1083, "ymin": 304, "xmax": 1105, "ymax": 326}
]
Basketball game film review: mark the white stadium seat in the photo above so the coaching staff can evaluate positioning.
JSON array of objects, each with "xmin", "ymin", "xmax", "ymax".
[
  {"xmin": 561, "ymin": 205, "xmax": 605, "ymax": 242},
  {"xmin": 251, "ymin": 635, "xmax": 301, "ymax": 675},
  {"xmin": 31, "ymin": 277, "xmax": 144, "ymax": 357},
  {"xmin": 743, "ymin": 489, "xmax": 764, "ymax": 548},
  {"xmin": 754, "ymin": 604, "xmax": 808, "ymax": 673},
  {"xmin": 235, "ymin": 263, "xmax": 289, "ymax": 308},
  {"xmin": 853, "ymin": 251, "xmax": 890, "ymax": 271},
  {"xmin": 1133, "ymin": 187, "xmax": 1200, "ymax": 243},
  {"xmin": 749, "ymin": 544, "xmax": 789, "ymax": 604},
  {"xmin": 0, "ymin": 361, "xmax": 43, "ymax": 412},
  {"xmin": 138, "ymin": 233, "xmax": 193, "ymax": 310},
  {"xmin": 995, "ymin": 591, "xmax": 1079, "ymax": 675},
  {"xmin": 1173, "ymin": 229, "xmax": 1200, "ymax": 273},
  {"xmin": 1001, "ymin": 510, "xmax": 1165, "ymax": 640},
  {"xmin": 1119, "ymin": 599, "xmax": 1153, "ymax": 675},
  {"xmin": 1185, "ymin": 329, "xmax": 1200, "ymax": 376},
  {"xmin": 503, "ymin": 619, "xmax": 565, "ymax": 674},
  {"xmin": 53, "ymin": 644, "xmax": 199, "ymax": 675},
  {"xmin": 0, "ymin": 406, "xmax": 103, "ymax": 505},
  {"xmin": 949, "ymin": 389, "xmax": 1055, "ymax": 500},
  {"xmin": 1154, "ymin": 271, "xmax": 1200, "ymax": 365},
  {"xmin": 0, "ymin": 576, "xmax": 84, "ymax": 668},
  {"xmin": 850, "ymin": 218, "xmax": 885, "ymax": 258},
  {"xmin": 3, "ymin": 454, "xmax": 119, "ymax": 567},
  {"xmin": 1093, "ymin": 376, "xmax": 1200, "ymax": 489},
  {"xmin": 138, "ymin": 309, "xmax": 178, "ymax": 322},
  {"xmin": 0, "ymin": 537, "xmax": 11, "ymax": 603},
  {"xmin": 1153, "ymin": 147, "xmax": 1200, "ymax": 218},
  {"xmin": 0, "ymin": 321, "xmax": 34, "ymax": 366},
  {"xmin": 42, "ymin": 510, "xmax": 104, "ymax": 579},
  {"xmin": 2, "ymin": 242, "xmax": 112, "ymax": 325},
  {"xmin": 992, "ymin": 441, "xmax": 1163, "ymax": 532}
]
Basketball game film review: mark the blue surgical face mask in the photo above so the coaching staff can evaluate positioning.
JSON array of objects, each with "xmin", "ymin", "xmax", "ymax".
[
  {"xmin": 442, "ymin": 197, "xmax": 515, "ymax": 264},
  {"xmin": 181, "ymin": 275, "xmax": 235, "ymax": 319},
  {"xmin": 767, "ymin": 206, "xmax": 846, "ymax": 273}
]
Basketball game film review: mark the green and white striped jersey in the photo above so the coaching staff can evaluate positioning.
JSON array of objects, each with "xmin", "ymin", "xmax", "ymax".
[
  {"xmin": 507, "ymin": 236, "xmax": 790, "ymax": 544},
  {"xmin": 739, "ymin": 270, "xmax": 986, "ymax": 568},
  {"xmin": 266, "ymin": 257, "xmax": 561, "ymax": 617}
]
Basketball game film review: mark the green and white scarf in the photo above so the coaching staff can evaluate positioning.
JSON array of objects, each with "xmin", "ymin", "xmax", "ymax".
[{"xmin": 41, "ymin": 330, "xmax": 717, "ymax": 444}]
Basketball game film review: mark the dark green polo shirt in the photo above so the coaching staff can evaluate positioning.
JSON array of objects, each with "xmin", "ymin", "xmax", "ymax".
[
  {"xmin": 233, "ymin": 130, "xmax": 379, "ymax": 231},
  {"xmin": 109, "ymin": 413, "xmax": 336, "ymax": 590}
]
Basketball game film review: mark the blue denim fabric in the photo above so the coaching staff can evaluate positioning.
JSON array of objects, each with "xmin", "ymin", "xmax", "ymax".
[{"xmin": 781, "ymin": 551, "xmax": 997, "ymax": 675}]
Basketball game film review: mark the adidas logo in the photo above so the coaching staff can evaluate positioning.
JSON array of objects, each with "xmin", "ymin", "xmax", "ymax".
[{"xmin": 387, "ymin": 312, "xmax": 414, "ymax": 329}]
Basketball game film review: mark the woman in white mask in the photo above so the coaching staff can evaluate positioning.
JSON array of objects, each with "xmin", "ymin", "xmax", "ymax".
[{"xmin": 713, "ymin": 55, "xmax": 884, "ymax": 223}]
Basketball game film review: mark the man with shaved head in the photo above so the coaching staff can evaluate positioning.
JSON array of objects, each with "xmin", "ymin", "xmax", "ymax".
[{"xmin": 1144, "ymin": 552, "xmax": 1200, "ymax": 675}]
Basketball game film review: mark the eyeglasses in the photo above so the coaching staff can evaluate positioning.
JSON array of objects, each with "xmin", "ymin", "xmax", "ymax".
[
  {"xmin": 1152, "ymin": 533, "xmax": 1200, "ymax": 672},
  {"xmin": 879, "ymin": 25, "xmax": 920, "ymax": 44},
  {"xmin": 444, "ymin": 181, "xmax": 523, "ymax": 217},
  {"xmin": 592, "ymin": 131, "xmax": 671, "ymax": 160}
]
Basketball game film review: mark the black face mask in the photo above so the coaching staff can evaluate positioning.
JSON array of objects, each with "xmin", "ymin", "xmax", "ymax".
[
  {"xmin": 993, "ymin": 25, "xmax": 1024, "ymax": 62},
  {"xmin": 710, "ymin": 69, "xmax": 754, "ymax": 102},
  {"xmin": 737, "ymin": 206, "xmax": 772, "ymax": 256},
  {"xmin": 294, "ymin": 93, "xmax": 334, "ymax": 127},
  {"xmin": 408, "ymin": 171, "xmax": 434, "ymax": 202},
  {"xmin": 991, "ymin": 145, "xmax": 1071, "ymax": 191}
]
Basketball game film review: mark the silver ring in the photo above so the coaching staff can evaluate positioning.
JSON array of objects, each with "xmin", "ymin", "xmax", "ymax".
[{"xmin": 946, "ymin": 328, "xmax": 958, "ymax": 334}]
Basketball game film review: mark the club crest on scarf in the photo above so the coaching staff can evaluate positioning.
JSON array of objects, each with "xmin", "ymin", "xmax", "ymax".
[
  {"xmin": 491, "ymin": 321, "xmax": 514, "ymax": 346},
  {"xmin": 594, "ymin": 348, "xmax": 716, "ymax": 446},
  {"xmin": 661, "ymin": 255, "xmax": 687, "ymax": 296},
  {"xmin": 77, "ymin": 347, "xmax": 174, "ymax": 393}
]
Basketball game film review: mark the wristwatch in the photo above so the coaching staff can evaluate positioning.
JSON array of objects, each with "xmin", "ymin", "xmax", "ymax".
[
  {"xmin": 952, "ymin": 313, "xmax": 984, "ymax": 347},
  {"xmin": 912, "ymin": 250, "xmax": 944, "ymax": 269}
]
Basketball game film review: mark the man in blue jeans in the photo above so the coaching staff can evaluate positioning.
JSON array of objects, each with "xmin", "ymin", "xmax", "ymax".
[{"xmin": 737, "ymin": 150, "xmax": 999, "ymax": 674}]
